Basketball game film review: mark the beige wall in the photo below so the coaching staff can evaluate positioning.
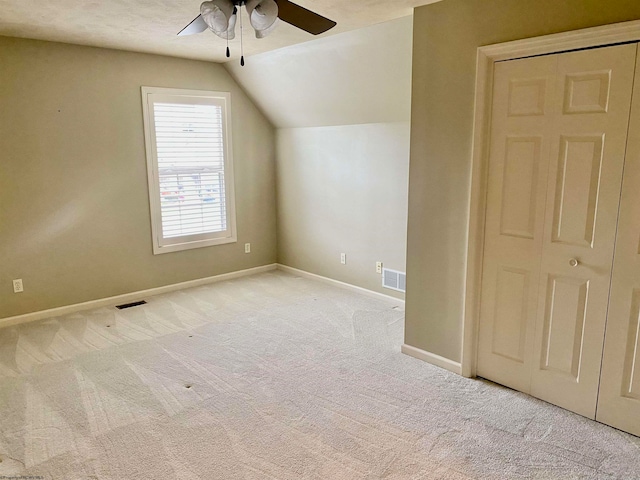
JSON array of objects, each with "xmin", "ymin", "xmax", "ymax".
[
  {"xmin": 405, "ymin": 0, "xmax": 640, "ymax": 362},
  {"xmin": 0, "ymin": 37, "xmax": 276, "ymax": 319},
  {"xmin": 228, "ymin": 17, "xmax": 413, "ymax": 298},
  {"xmin": 277, "ymin": 124, "xmax": 409, "ymax": 298}
]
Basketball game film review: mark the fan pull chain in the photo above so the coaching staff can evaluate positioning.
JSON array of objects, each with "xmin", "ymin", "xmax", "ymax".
[
  {"xmin": 239, "ymin": 4, "xmax": 245, "ymax": 66},
  {"xmin": 226, "ymin": 6, "xmax": 237, "ymax": 59}
]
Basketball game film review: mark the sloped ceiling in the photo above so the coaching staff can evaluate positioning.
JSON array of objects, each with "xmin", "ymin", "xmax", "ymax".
[
  {"xmin": 0, "ymin": 0, "xmax": 438, "ymax": 63},
  {"xmin": 226, "ymin": 15, "xmax": 413, "ymax": 128}
]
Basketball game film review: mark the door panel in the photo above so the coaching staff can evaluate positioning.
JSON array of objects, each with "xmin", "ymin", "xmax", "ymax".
[
  {"xmin": 477, "ymin": 56, "xmax": 557, "ymax": 394},
  {"xmin": 563, "ymin": 71, "xmax": 611, "ymax": 114},
  {"xmin": 539, "ymin": 275, "xmax": 588, "ymax": 379},
  {"xmin": 500, "ymin": 137, "xmax": 541, "ymax": 239},
  {"xmin": 508, "ymin": 78, "xmax": 547, "ymax": 116},
  {"xmin": 492, "ymin": 266, "xmax": 530, "ymax": 363},
  {"xmin": 551, "ymin": 135, "xmax": 604, "ymax": 247},
  {"xmin": 597, "ymin": 49, "xmax": 640, "ymax": 437},
  {"xmin": 530, "ymin": 44, "xmax": 637, "ymax": 419},
  {"xmin": 622, "ymin": 290, "xmax": 640, "ymax": 400}
]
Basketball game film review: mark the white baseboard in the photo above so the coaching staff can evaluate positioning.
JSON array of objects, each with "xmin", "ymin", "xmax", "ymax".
[
  {"xmin": 1, "ymin": 263, "xmax": 402, "ymax": 330},
  {"xmin": 0, "ymin": 264, "xmax": 278, "ymax": 330},
  {"xmin": 401, "ymin": 344, "xmax": 462, "ymax": 375},
  {"xmin": 276, "ymin": 264, "xmax": 404, "ymax": 306}
]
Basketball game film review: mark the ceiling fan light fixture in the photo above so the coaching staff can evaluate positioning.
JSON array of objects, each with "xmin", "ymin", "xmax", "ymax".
[
  {"xmin": 225, "ymin": 12, "xmax": 237, "ymax": 40},
  {"xmin": 246, "ymin": 0, "xmax": 279, "ymax": 37},
  {"xmin": 200, "ymin": 0, "xmax": 235, "ymax": 37},
  {"xmin": 178, "ymin": 0, "xmax": 337, "ymax": 64},
  {"xmin": 254, "ymin": 17, "xmax": 279, "ymax": 38}
]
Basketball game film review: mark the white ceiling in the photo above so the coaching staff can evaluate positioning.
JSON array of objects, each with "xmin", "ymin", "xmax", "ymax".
[{"xmin": 0, "ymin": 0, "xmax": 439, "ymax": 63}]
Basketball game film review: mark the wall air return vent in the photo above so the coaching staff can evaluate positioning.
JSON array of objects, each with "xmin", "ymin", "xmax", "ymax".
[{"xmin": 382, "ymin": 268, "xmax": 406, "ymax": 293}]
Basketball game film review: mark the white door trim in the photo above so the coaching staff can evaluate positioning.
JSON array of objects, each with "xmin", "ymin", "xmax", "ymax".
[{"xmin": 462, "ymin": 19, "xmax": 640, "ymax": 378}]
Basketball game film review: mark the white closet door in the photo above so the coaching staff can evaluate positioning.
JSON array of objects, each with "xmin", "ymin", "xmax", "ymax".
[
  {"xmin": 529, "ymin": 44, "xmax": 637, "ymax": 419},
  {"xmin": 477, "ymin": 55, "xmax": 557, "ymax": 393},
  {"xmin": 478, "ymin": 43, "xmax": 637, "ymax": 419},
  {"xmin": 597, "ymin": 49, "xmax": 640, "ymax": 437}
]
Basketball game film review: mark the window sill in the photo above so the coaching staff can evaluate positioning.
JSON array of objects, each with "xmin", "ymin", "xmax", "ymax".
[{"xmin": 153, "ymin": 235, "xmax": 237, "ymax": 255}]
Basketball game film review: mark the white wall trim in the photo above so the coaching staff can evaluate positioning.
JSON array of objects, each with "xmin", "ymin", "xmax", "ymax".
[
  {"xmin": 0, "ymin": 264, "xmax": 277, "ymax": 330},
  {"xmin": 401, "ymin": 344, "xmax": 463, "ymax": 375},
  {"xmin": 479, "ymin": 19, "xmax": 640, "ymax": 62},
  {"xmin": 462, "ymin": 19, "xmax": 640, "ymax": 379},
  {"xmin": 277, "ymin": 264, "xmax": 405, "ymax": 305}
]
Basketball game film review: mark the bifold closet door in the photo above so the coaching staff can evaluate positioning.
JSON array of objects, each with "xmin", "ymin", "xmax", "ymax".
[
  {"xmin": 529, "ymin": 45, "xmax": 636, "ymax": 418},
  {"xmin": 477, "ymin": 43, "xmax": 637, "ymax": 418},
  {"xmin": 476, "ymin": 54, "xmax": 557, "ymax": 394},
  {"xmin": 597, "ymin": 49, "xmax": 640, "ymax": 438}
]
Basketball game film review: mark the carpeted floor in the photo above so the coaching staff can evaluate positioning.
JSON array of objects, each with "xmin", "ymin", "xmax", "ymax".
[{"xmin": 0, "ymin": 271, "xmax": 639, "ymax": 479}]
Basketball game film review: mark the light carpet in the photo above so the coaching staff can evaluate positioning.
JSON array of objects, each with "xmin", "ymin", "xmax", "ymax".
[{"xmin": 0, "ymin": 271, "xmax": 638, "ymax": 479}]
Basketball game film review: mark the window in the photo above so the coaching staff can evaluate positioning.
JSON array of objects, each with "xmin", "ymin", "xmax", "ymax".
[{"xmin": 141, "ymin": 87, "xmax": 236, "ymax": 254}]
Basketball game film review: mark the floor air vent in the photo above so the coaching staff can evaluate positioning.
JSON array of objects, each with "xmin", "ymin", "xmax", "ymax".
[
  {"xmin": 382, "ymin": 268, "xmax": 406, "ymax": 293},
  {"xmin": 116, "ymin": 300, "xmax": 147, "ymax": 310}
]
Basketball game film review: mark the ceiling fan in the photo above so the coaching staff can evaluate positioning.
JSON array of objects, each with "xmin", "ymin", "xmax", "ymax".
[{"xmin": 178, "ymin": 0, "xmax": 337, "ymax": 64}]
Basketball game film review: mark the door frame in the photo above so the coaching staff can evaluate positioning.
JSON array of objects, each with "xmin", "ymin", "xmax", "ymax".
[{"xmin": 462, "ymin": 19, "xmax": 640, "ymax": 378}]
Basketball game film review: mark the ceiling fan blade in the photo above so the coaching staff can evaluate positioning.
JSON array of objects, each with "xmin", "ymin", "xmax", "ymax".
[
  {"xmin": 177, "ymin": 14, "xmax": 209, "ymax": 36},
  {"xmin": 275, "ymin": 0, "xmax": 336, "ymax": 35}
]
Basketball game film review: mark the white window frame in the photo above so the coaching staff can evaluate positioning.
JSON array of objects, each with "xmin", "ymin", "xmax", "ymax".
[{"xmin": 141, "ymin": 86, "xmax": 237, "ymax": 255}]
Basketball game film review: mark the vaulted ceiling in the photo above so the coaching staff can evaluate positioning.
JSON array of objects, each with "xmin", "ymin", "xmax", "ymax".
[
  {"xmin": 227, "ymin": 15, "xmax": 413, "ymax": 128},
  {"xmin": 0, "ymin": 0, "xmax": 439, "ymax": 63}
]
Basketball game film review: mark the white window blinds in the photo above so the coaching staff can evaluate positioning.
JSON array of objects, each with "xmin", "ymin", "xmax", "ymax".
[
  {"xmin": 142, "ymin": 88, "xmax": 236, "ymax": 254},
  {"xmin": 154, "ymin": 102, "xmax": 227, "ymax": 238}
]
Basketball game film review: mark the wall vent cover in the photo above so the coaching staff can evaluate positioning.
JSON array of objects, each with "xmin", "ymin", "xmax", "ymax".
[{"xmin": 382, "ymin": 268, "xmax": 406, "ymax": 293}]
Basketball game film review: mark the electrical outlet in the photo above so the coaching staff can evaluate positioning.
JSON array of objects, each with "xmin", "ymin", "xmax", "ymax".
[
  {"xmin": 340, "ymin": 253, "xmax": 346, "ymax": 265},
  {"xmin": 245, "ymin": 243, "xmax": 251, "ymax": 254},
  {"xmin": 13, "ymin": 279, "xmax": 24, "ymax": 293},
  {"xmin": 376, "ymin": 262, "xmax": 383, "ymax": 274}
]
